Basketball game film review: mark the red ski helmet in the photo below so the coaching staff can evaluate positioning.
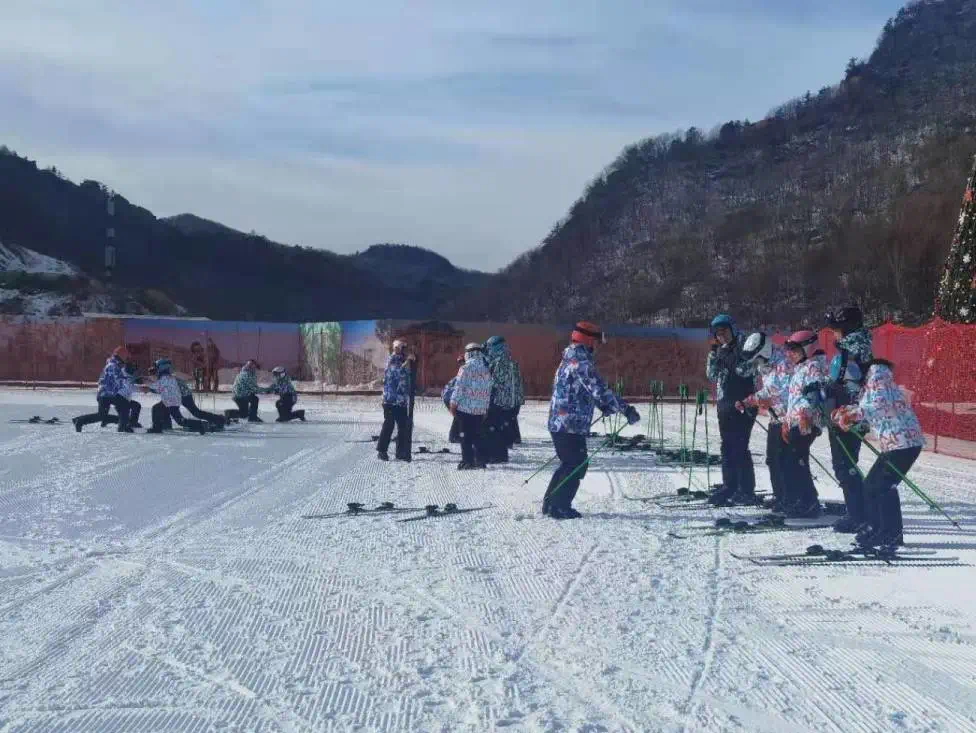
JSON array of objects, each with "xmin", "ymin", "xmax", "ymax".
[
  {"xmin": 571, "ymin": 321, "xmax": 605, "ymax": 348},
  {"xmin": 785, "ymin": 330, "xmax": 820, "ymax": 360}
]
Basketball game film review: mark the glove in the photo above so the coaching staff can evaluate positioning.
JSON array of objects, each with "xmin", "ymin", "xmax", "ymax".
[
  {"xmin": 798, "ymin": 413, "xmax": 812, "ymax": 436},
  {"xmin": 832, "ymin": 407, "xmax": 855, "ymax": 431},
  {"xmin": 780, "ymin": 422, "xmax": 790, "ymax": 444},
  {"xmin": 625, "ymin": 405, "xmax": 640, "ymax": 425},
  {"xmin": 734, "ymin": 400, "xmax": 745, "ymax": 413}
]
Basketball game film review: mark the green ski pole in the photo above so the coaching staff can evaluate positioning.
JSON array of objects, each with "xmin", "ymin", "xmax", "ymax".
[
  {"xmin": 546, "ymin": 421, "xmax": 631, "ymax": 501},
  {"xmin": 523, "ymin": 415, "xmax": 605, "ymax": 485}
]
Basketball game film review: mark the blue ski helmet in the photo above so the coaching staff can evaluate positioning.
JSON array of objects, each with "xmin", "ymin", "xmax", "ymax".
[
  {"xmin": 710, "ymin": 314, "xmax": 736, "ymax": 336},
  {"xmin": 154, "ymin": 358, "xmax": 173, "ymax": 375}
]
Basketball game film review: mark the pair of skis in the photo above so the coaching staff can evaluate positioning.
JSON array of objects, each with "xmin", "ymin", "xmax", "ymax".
[
  {"xmin": 302, "ymin": 501, "xmax": 492, "ymax": 522},
  {"xmin": 730, "ymin": 545, "xmax": 963, "ymax": 567},
  {"xmin": 10, "ymin": 416, "xmax": 62, "ymax": 425},
  {"xmin": 667, "ymin": 514, "xmax": 834, "ymax": 539}
]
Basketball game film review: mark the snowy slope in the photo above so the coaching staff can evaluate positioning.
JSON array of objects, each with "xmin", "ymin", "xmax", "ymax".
[
  {"xmin": 0, "ymin": 241, "xmax": 79, "ymax": 276},
  {"xmin": 1, "ymin": 392, "xmax": 975, "ymax": 732}
]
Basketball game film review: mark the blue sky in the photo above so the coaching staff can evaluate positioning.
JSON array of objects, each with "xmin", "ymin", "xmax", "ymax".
[{"xmin": 1, "ymin": 0, "xmax": 906, "ymax": 271}]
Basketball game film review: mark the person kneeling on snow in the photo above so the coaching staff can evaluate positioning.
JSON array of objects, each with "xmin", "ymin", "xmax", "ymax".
[
  {"xmin": 228, "ymin": 360, "xmax": 262, "ymax": 422},
  {"xmin": 175, "ymin": 372, "xmax": 225, "ymax": 428},
  {"xmin": 544, "ymin": 322, "xmax": 639, "ymax": 519},
  {"xmin": 831, "ymin": 359, "xmax": 925, "ymax": 552},
  {"xmin": 450, "ymin": 343, "xmax": 492, "ymax": 470},
  {"xmin": 143, "ymin": 359, "xmax": 208, "ymax": 435},
  {"xmin": 73, "ymin": 346, "xmax": 140, "ymax": 433},
  {"xmin": 266, "ymin": 366, "xmax": 305, "ymax": 422}
]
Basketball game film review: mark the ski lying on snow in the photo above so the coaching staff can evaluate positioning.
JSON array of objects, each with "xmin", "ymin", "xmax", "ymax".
[
  {"xmin": 398, "ymin": 504, "xmax": 493, "ymax": 522},
  {"xmin": 729, "ymin": 547, "xmax": 960, "ymax": 566},
  {"xmin": 302, "ymin": 502, "xmax": 423, "ymax": 519},
  {"xmin": 729, "ymin": 547, "xmax": 939, "ymax": 562},
  {"xmin": 10, "ymin": 416, "xmax": 62, "ymax": 425}
]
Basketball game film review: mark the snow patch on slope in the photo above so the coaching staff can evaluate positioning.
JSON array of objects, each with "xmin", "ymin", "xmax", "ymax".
[{"xmin": 0, "ymin": 241, "xmax": 79, "ymax": 275}]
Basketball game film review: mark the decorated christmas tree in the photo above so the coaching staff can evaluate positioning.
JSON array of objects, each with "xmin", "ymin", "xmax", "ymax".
[{"xmin": 936, "ymin": 154, "xmax": 976, "ymax": 323}]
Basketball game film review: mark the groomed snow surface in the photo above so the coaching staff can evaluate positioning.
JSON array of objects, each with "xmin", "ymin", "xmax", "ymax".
[{"xmin": 1, "ymin": 390, "xmax": 975, "ymax": 733}]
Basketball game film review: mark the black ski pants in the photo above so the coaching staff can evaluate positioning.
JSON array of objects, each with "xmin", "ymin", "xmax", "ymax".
[
  {"xmin": 718, "ymin": 405, "xmax": 756, "ymax": 495},
  {"xmin": 511, "ymin": 406, "xmax": 522, "ymax": 445},
  {"xmin": 181, "ymin": 395, "xmax": 225, "ymax": 425},
  {"xmin": 481, "ymin": 406, "xmax": 510, "ymax": 463},
  {"xmin": 76, "ymin": 396, "xmax": 134, "ymax": 432},
  {"xmin": 378, "ymin": 404, "xmax": 411, "ymax": 459},
  {"xmin": 150, "ymin": 402, "xmax": 206, "ymax": 433},
  {"xmin": 230, "ymin": 395, "xmax": 260, "ymax": 421},
  {"xmin": 457, "ymin": 411, "xmax": 484, "ymax": 466},
  {"xmin": 544, "ymin": 432, "xmax": 588, "ymax": 512},
  {"xmin": 781, "ymin": 427, "xmax": 820, "ymax": 507},
  {"xmin": 829, "ymin": 427, "xmax": 865, "ymax": 522},
  {"xmin": 449, "ymin": 413, "xmax": 462, "ymax": 443},
  {"xmin": 863, "ymin": 445, "xmax": 921, "ymax": 540},
  {"xmin": 275, "ymin": 394, "xmax": 305, "ymax": 422},
  {"xmin": 765, "ymin": 422, "xmax": 787, "ymax": 502}
]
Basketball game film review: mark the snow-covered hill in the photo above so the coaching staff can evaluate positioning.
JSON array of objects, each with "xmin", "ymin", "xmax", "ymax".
[
  {"xmin": 0, "ymin": 240, "xmax": 186, "ymax": 317},
  {"xmin": 0, "ymin": 241, "xmax": 79, "ymax": 276}
]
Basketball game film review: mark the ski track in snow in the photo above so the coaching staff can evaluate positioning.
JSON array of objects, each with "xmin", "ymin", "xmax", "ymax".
[{"xmin": 1, "ymin": 392, "xmax": 976, "ymax": 732}]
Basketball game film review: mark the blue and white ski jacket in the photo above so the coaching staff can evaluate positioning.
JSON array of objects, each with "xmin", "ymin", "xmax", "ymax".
[
  {"xmin": 96, "ymin": 356, "xmax": 133, "ymax": 400},
  {"xmin": 382, "ymin": 354, "xmax": 410, "ymax": 408},
  {"xmin": 785, "ymin": 354, "xmax": 828, "ymax": 433},
  {"xmin": 148, "ymin": 374, "xmax": 182, "ymax": 408},
  {"xmin": 232, "ymin": 368, "xmax": 260, "ymax": 399},
  {"xmin": 708, "ymin": 332, "xmax": 757, "ymax": 405},
  {"xmin": 547, "ymin": 344, "xmax": 627, "ymax": 434},
  {"xmin": 743, "ymin": 345, "xmax": 792, "ymax": 422},
  {"xmin": 826, "ymin": 328, "xmax": 873, "ymax": 408},
  {"xmin": 486, "ymin": 341, "xmax": 525, "ymax": 410},
  {"xmin": 836, "ymin": 362, "xmax": 924, "ymax": 453},
  {"xmin": 266, "ymin": 374, "xmax": 297, "ymax": 397},
  {"xmin": 450, "ymin": 353, "xmax": 491, "ymax": 416}
]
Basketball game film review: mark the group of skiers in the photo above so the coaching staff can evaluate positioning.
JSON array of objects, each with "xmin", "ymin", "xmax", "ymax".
[
  {"xmin": 707, "ymin": 305, "xmax": 924, "ymax": 553},
  {"xmin": 77, "ymin": 310, "xmax": 926, "ymax": 543},
  {"xmin": 73, "ymin": 348, "xmax": 305, "ymax": 435}
]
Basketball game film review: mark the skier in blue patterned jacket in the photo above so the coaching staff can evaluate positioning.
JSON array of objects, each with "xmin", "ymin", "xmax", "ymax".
[
  {"xmin": 543, "ymin": 322, "xmax": 640, "ymax": 519},
  {"xmin": 266, "ymin": 367, "xmax": 305, "ymax": 423},
  {"xmin": 823, "ymin": 305, "xmax": 874, "ymax": 533},
  {"xmin": 377, "ymin": 340, "xmax": 415, "ymax": 462},
  {"xmin": 832, "ymin": 359, "xmax": 925, "ymax": 551},
  {"xmin": 449, "ymin": 343, "xmax": 492, "ymax": 469},
  {"xmin": 706, "ymin": 314, "xmax": 759, "ymax": 506},
  {"xmin": 73, "ymin": 346, "xmax": 140, "ymax": 433},
  {"xmin": 482, "ymin": 336, "xmax": 525, "ymax": 463}
]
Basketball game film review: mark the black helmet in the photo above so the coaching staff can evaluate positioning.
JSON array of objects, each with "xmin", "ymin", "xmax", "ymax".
[{"xmin": 825, "ymin": 305, "xmax": 863, "ymax": 335}]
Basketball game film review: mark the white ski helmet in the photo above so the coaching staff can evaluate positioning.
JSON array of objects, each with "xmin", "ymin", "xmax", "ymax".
[
  {"xmin": 272, "ymin": 366, "xmax": 286, "ymax": 376},
  {"xmin": 392, "ymin": 339, "xmax": 406, "ymax": 352},
  {"xmin": 742, "ymin": 332, "xmax": 772, "ymax": 363}
]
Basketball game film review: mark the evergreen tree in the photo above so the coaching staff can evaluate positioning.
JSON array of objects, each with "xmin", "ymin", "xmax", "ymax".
[{"xmin": 936, "ymin": 154, "xmax": 976, "ymax": 323}]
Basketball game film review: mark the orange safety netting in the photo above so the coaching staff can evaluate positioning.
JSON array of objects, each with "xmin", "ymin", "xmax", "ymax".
[{"xmin": 772, "ymin": 320, "xmax": 976, "ymax": 460}]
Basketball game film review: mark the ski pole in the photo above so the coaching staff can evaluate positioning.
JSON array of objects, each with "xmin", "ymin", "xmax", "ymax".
[
  {"xmin": 546, "ymin": 421, "xmax": 631, "ymax": 500},
  {"xmin": 684, "ymin": 390, "xmax": 704, "ymax": 490},
  {"xmin": 839, "ymin": 423, "xmax": 962, "ymax": 530},
  {"xmin": 700, "ymin": 389, "xmax": 711, "ymax": 488},
  {"xmin": 522, "ymin": 415, "xmax": 604, "ymax": 485}
]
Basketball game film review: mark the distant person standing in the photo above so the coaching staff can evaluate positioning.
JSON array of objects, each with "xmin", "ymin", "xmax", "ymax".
[
  {"xmin": 449, "ymin": 343, "xmax": 492, "ymax": 470},
  {"xmin": 483, "ymin": 336, "xmax": 523, "ymax": 462},
  {"xmin": 206, "ymin": 338, "xmax": 221, "ymax": 392},
  {"xmin": 377, "ymin": 340, "xmax": 415, "ymax": 461},
  {"xmin": 190, "ymin": 341, "xmax": 206, "ymax": 392}
]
